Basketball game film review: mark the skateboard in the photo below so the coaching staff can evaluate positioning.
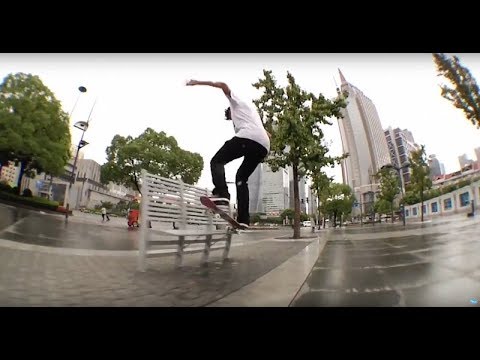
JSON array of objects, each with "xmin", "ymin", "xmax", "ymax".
[{"xmin": 200, "ymin": 196, "xmax": 248, "ymax": 231}]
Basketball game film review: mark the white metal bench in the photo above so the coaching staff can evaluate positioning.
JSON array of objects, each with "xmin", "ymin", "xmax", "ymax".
[{"xmin": 138, "ymin": 170, "xmax": 234, "ymax": 271}]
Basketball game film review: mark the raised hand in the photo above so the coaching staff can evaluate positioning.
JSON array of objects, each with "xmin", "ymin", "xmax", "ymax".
[{"xmin": 185, "ymin": 79, "xmax": 199, "ymax": 86}]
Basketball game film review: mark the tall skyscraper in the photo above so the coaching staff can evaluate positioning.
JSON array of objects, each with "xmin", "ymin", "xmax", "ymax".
[
  {"xmin": 440, "ymin": 163, "xmax": 446, "ymax": 175},
  {"xmin": 428, "ymin": 154, "xmax": 442, "ymax": 178},
  {"xmin": 458, "ymin": 154, "xmax": 473, "ymax": 169},
  {"xmin": 474, "ymin": 147, "xmax": 480, "ymax": 166},
  {"xmin": 248, "ymin": 163, "xmax": 289, "ymax": 215},
  {"xmin": 336, "ymin": 69, "xmax": 390, "ymax": 202},
  {"xmin": 0, "ymin": 161, "xmax": 20, "ymax": 187},
  {"xmin": 384, "ymin": 127, "xmax": 420, "ymax": 188},
  {"xmin": 248, "ymin": 163, "xmax": 263, "ymax": 214}
]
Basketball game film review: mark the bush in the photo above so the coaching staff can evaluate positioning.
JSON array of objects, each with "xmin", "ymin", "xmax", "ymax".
[
  {"xmin": 0, "ymin": 190, "xmax": 59, "ymax": 211},
  {"xmin": 22, "ymin": 188, "xmax": 33, "ymax": 197},
  {"xmin": 0, "ymin": 181, "xmax": 11, "ymax": 192},
  {"xmin": 457, "ymin": 179, "xmax": 471, "ymax": 189},
  {"xmin": 10, "ymin": 186, "xmax": 19, "ymax": 195}
]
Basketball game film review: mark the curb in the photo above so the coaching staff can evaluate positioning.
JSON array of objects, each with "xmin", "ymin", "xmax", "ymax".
[{"xmin": 208, "ymin": 236, "xmax": 326, "ymax": 307}]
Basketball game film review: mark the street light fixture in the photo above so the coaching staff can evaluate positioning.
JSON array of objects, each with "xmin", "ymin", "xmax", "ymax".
[
  {"xmin": 63, "ymin": 86, "xmax": 87, "ymax": 219},
  {"xmin": 381, "ymin": 162, "xmax": 411, "ymax": 226},
  {"xmin": 64, "ymin": 90, "xmax": 97, "ymax": 220}
]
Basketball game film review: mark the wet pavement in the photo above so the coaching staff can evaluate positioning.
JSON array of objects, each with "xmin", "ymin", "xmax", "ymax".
[
  {"xmin": 291, "ymin": 215, "xmax": 480, "ymax": 307},
  {"xmin": 0, "ymin": 202, "xmax": 312, "ymax": 306},
  {"xmin": 2, "ymin": 201, "xmax": 480, "ymax": 307},
  {"xmin": 0, "ymin": 203, "xmax": 287, "ymax": 251}
]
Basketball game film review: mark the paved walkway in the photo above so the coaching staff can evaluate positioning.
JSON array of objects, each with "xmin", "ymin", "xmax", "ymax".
[
  {"xmin": 291, "ymin": 215, "xmax": 480, "ymax": 307},
  {"xmin": 2, "ymin": 202, "xmax": 479, "ymax": 307},
  {"xmin": 0, "ymin": 203, "xmax": 318, "ymax": 306}
]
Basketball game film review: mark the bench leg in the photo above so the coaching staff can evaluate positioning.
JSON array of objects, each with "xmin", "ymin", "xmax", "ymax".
[
  {"xmin": 223, "ymin": 232, "xmax": 233, "ymax": 261},
  {"xmin": 175, "ymin": 236, "xmax": 185, "ymax": 268},
  {"xmin": 202, "ymin": 235, "xmax": 212, "ymax": 266}
]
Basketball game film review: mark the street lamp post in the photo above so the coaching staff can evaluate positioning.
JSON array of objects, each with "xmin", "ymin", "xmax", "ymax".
[
  {"xmin": 65, "ymin": 94, "xmax": 97, "ymax": 220},
  {"xmin": 63, "ymin": 86, "xmax": 87, "ymax": 219},
  {"xmin": 381, "ymin": 162, "xmax": 411, "ymax": 226}
]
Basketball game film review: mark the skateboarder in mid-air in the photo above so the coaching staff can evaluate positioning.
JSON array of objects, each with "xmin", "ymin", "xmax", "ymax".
[{"xmin": 186, "ymin": 79, "xmax": 270, "ymax": 229}]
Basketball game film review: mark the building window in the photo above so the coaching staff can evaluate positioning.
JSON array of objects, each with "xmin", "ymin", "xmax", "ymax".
[
  {"xmin": 422, "ymin": 204, "xmax": 427, "ymax": 214},
  {"xmin": 444, "ymin": 198, "xmax": 452, "ymax": 210},
  {"xmin": 431, "ymin": 202, "xmax": 438, "ymax": 213},
  {"xmin": 459, "ymin": 192, "xmax": 470, "ymax": 207},
  {"xmin": 405, "ymin": 209, "xmax": 409, "ymax": 217},
  {"xmin": 412, "ymin": 207, "xmax": 417, "ymax": 216}
]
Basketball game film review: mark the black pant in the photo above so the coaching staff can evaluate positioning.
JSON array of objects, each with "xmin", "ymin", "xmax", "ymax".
[{"xmin": 211, "ymin": 137, "xmax": 268, "ymax": 225}]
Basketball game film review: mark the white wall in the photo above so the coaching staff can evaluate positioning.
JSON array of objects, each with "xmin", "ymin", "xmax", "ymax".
[{"xmin": 405, "ymin": 180, "xmax": 479, "ymax": 220}]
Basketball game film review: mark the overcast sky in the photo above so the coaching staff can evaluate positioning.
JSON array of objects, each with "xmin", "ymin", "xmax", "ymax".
[{"xmin": 1, "ymin": 53, "xmax": 479, "ymax": 201}]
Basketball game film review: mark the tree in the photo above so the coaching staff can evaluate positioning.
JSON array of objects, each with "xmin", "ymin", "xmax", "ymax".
[
  {"xmin": 100, "ymin": 128, "xmax": 204, "ymax": 193},
  {"xmin": 374, "ymin": 198, "xmax": 393, "ymax": 217},
  {"xmin": 280, "ymin": 208, "xmax": 295, "ymax": 224},
  {"xmin": 322, "ymin": 183, "xmax": 355, "ymax": 227},
  {"xmin": 409, "ymin": 145, "xmax": 432, "ymax": 222},
  {"xmin": 100, "ymin": 201, "xmax": 114, "ymax": 210},
  {"xmin": 375, "ymin": 167, "xmax": 400, "ymax": 223},
  {"xmin": 253, "ymin": 70, "xmax": 347, "ymax": 238},
  {"xmin": 433, "ymin": 53, "xmax": 480, "ymax": 128},
  {"xmin": 310, "ymin": 171, "xmax": 334, "ymax": 228},
  {"xmin": 0, "ymin": 73, "xmax": 71, "ymax": 192}
]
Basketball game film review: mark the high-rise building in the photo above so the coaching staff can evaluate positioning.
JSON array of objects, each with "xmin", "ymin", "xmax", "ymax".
[
  {"xmin": 248, "ymin": 163, "xmax": 264, "ymax": 214},
  {"xmin": 248, "ymin": 163, "xmax": 290, "ymax": 215},
  {"xmin": 336, "ymin": 69, "xmax": 390, "ymax": 204},
  {"xmin": 475, "ymin": 147, "xmax": 480, "ymax": 163},
  {"xmin": 428, "ymin": 154, "xmax": 443, "ymax": 178},
  {"xmin": 261, "ymin": 164, "xmax": 289, "ymax": 215},
  {"xmin": 289, "ymin": 170, "xmax": 307, "ymax": 213},
  {"xmin": 0, "ymin": 161, "xmax": 20, "ymax": 187},
  {"xmin": 440, "ymin": 163, "xmax": 446, "ymax": 175},
  {"xmin": 458, "ymin": 154, "xmax": 473, "ymax": 170},
  {"xmin": 384, "ymin": 127, "xmax": 420, "ymax": 188}
]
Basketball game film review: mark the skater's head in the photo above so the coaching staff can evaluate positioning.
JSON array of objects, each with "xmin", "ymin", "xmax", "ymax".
[{"xmin": 224, "ymin": 107, "xmax": 232, "ymax": 120}]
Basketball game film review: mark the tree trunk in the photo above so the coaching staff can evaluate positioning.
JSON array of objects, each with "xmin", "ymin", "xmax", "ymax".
[
  {"xmin": 292, "ymin": 164, "xmax": 300, "ymax": 239},
  {"xmin": 333, "ymin": 211, "xmax": 337, "ymax": 228}
]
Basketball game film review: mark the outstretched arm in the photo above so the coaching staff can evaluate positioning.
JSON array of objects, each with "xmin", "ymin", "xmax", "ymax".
[{"xmin": 186, "ymin": 79, "xmax": 231, "ymax": 97}]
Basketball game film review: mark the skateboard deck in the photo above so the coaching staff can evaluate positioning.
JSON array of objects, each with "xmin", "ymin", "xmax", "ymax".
[{"xmin": 200, "ymin": 196, "xmax": 248, "ymax": 231}]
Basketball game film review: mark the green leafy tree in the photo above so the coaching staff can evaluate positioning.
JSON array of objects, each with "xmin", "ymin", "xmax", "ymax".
[
  {"xmin": 322, "ymin": 183, "xmax": 355, "ymax": 227},
  {"xmin": 250, "ymin": 213, "xmax": 261, "ymax": 224},
  {"xmin": 101, "ymin": 128, "xmax": 203, "ymax": 193},
  {"xmin": 280, "ymin": 208, "xmax": 295, "ymax": 225},
  {"xmin": 100, "ymin": 201, "xmax": 114, "ymax": 210},
  {"xmin": 310, "ymin": 171, "xmax": 334, "ymax": 228},
  {"xmin": 375, "ymin": 167, "xmax": 400, "ymax": 223},
  {"xmin": 403, "ymin": 190, "xmax": 420, "ymax": 206},
  {"xmin": 433, "ymin": 53, "xmax": 480, "ymax": 128},
  {"xmin": 0, "ymin": 73, "xmax": 71, "ymax": 191},
  {"xmin": 409, "ymin": 145, "xmax": 432, "ymax": 222},
  {"xmin": 253, "ymin": 70, "xmax": 347, "ymax": 238},
  {"xmin": 374, "ymin": 198, "xmax": 395, "ymax": 218}
]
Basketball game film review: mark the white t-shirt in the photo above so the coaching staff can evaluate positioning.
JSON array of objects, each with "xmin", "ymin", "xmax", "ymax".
[{"xmin": 228, "ymin": 92, "xmax": 270, "ymax": 152}]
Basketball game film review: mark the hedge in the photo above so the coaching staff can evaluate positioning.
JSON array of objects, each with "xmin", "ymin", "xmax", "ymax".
[{"xmin": 0, "ymin": 191, "xmax": 59, "ymax": 211}]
